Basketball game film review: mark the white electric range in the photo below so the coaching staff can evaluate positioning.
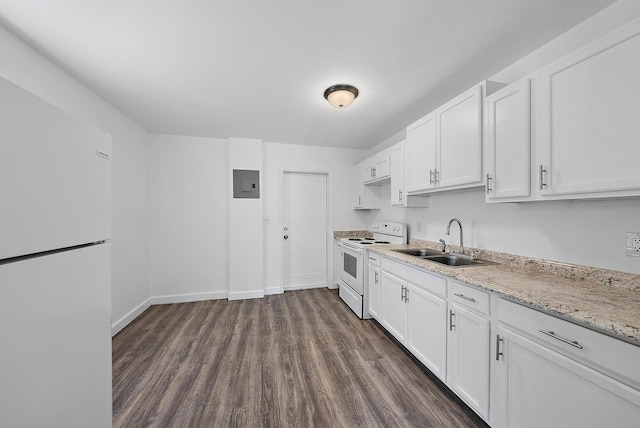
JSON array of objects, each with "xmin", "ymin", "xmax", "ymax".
[{"xmin": 337, "ymin": 222, "xmax": 407, "ymax": 319}]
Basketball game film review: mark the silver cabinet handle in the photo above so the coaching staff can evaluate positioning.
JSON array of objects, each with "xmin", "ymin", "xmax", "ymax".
[
  {"xmin": 486, "ymin": 173, "xmax": 492, "ymax": 194},
  {"xmin": 434, "ymin": 169, "xmax": 440, "ymax": 185},
  {"xmin": 374, "ymin": 271, "xmax": 379, "ymax": 284},
  {"xmin": 358, "ymin": 196, "xmax": 362, "ymax": 206},
  {"xmin": 429, "ymin": 170, "xmax": 434, "ymax": 185},
  {"xmin": 496, "ymin": 335, "xmax": 504, "ymax": 361},
  {"xmin": 399, "ymin": 189, "xmax": 403, "ymax": 202},
  {"xmin": 372, "ymin": 167, "xmax": 376, "ymax": 178},
  {"xmin": 405, "ymin": 288, "xmax": 409, "ymax": 302},
  {"xmin": 539, "ymin": 329, "xmax": 583, "ymax": 349},
  {"xmin": 539, "ymin": 165, "xmax": 547, "ymax": 190},
  {"xmin": 449, "ymin": 310, "xmax": 455, "ymax": 331},
  {"xmin": 454, "ymin": 293, "xmax": 476, "ymax": 303},
  {"xmin": 400, "ymin": 285, "xmax": 405, "ymax": 301}
]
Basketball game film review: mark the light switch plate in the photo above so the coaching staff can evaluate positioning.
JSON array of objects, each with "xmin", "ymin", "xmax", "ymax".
[{"xmin": 625, "ymin": 232, "xmax": 640, "ymax": 257}]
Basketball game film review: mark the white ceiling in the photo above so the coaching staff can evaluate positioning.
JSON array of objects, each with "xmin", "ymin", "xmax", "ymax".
[{"xmin": 0, "ymin": 0, "xmax": 615, "ymax": 150}]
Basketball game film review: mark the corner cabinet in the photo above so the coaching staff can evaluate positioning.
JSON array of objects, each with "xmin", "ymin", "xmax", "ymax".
[
  {"xmin": 406, "ymin": 84, "xmax": 484, "ymax": 194},
  {"xmin": 495, "ymin": 299, "xmax": 640, "ymax": 428},
  {"xmin": 485, "ymin": 78, "xmax": 531, "ymax": 202},
  {"xmin": 535, "ymin": 19, "xmax": 640, "ymax": 200}
]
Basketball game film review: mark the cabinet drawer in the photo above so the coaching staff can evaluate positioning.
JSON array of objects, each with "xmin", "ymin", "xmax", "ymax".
[
  {"xmin": 450, "ymin": 281, "xmax": 490, "ymax": 315},
  {"xmin": 382, "ymin": 257, "xmax": 446, "ymax": 298},
  {"xmin": 498, "ymin": 298, "xmax": 640, "ymax": 389},
  {"xmin": 368, "ymin": 252, "xmax": 381, "ymax": 266}
]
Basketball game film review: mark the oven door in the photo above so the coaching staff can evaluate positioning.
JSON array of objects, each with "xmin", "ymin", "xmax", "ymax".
[{"xmin": 339, "ymin": 244, "xmax": 364, "ymax": 295}]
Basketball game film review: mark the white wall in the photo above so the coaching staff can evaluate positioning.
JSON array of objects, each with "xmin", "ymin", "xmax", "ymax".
[
  {"xmin": 263, "ymin": 142, "xmax": 368, "ymax": 292},
  {"xmin": 366, "ymin": 183, "xmax": 640, "ymax": 274},
  {"xmin": 149, "ymin": 134, "xmax": 228, "ymax": 303},
  {"xmin": 0, "ymin": 24, "xmax": 151, "ymax": 334},
  {"xmin": 228, "ymin": 138, "xmax": 265, "ymax": 299}
]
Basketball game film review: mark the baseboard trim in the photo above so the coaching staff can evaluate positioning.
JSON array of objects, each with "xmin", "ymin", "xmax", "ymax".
[
  {"xmin": 228, "ymin": 289, "xmax": 265, "ymax": 300},
  {"xmin": 111, "ymin": 298, "xmax": 151, "ymax": 337},
  {"xmin": 151, "ymin": 290, "xmax": 229, "ymax": 306},
  {"xmin": 284, "ymin": 284, "xmax": 329, "ymax": 291},
  {"xmin": 264, "ymin": 286, "xmax": 283, "ymax": 296}
]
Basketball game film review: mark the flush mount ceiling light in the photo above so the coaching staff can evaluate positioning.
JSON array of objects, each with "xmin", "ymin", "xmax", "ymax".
[{"xmin": 324, "ymin": 84, "xmax": 359, "ymax": 108}]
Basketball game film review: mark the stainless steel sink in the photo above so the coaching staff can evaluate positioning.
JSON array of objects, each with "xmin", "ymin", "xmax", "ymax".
[
  {"xmin": 393, "ymin": 248, "xmax": 445, "ymax": 257},
  {"xmin": 422, "ymin": 254, "xmax": 493, "ymax": 267},
  {"xmin": 393, "ymin": 248, "xmax": 494, "ymax": 267}
]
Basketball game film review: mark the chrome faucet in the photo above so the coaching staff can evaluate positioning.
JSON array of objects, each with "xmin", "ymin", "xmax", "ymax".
[{"xmin": 446, "ymin": 218, "xmax": 464, "ymax": 255}]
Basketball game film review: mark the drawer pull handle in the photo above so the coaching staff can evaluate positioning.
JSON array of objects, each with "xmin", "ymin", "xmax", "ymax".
[
  {"xmin": 539, "ymin": 329, "xmax": 583, "ymax": 349},
  {"xmin": 496, "ymin": 335, "xmax": 504, "ymax": 361},
  {"xmin": 454, "ymin": 293, "xmax": 476, "ymax": 303},
  {"xmin": 449, "ymin": 310, "xmax": 455, "ymax": 331}
]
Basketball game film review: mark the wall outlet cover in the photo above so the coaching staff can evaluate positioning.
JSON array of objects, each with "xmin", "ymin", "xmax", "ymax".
[{"xmin": 625, "ymin": 232, "xmax": 640, "ymax": 257}]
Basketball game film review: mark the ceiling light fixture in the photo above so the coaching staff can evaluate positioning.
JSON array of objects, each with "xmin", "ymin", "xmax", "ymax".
[{"xmin": 324, "ymin": 84, "xmax": 359, "ymax": 108}]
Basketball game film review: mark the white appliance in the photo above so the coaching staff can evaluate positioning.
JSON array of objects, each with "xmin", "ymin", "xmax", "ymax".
[
  {"xmin": 338, "ymin": 222, "xmax": 407, "ymax": 319},
  {"xmin": 0, "ymin": 77, "xmax": 112, "ymax": 427}
]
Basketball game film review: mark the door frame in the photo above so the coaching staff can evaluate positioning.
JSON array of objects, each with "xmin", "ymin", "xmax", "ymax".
[{"xmin": 278, "ymin": 168, "xmax": 334, "ymax": 293}]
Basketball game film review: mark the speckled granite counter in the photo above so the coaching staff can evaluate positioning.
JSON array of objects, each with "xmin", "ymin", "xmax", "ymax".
[
  {"xmin": 371, "ymin": 240, "xmax": 640, "ymax": 346},
  {"xmin": 334, "ymin": 230, "xmax": 372, "ymax": 239}
]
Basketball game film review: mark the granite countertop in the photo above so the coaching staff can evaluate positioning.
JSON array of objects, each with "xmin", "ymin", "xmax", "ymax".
[{"xmin": 370, "ymin": 240, "xmax": 640, "ymax": 346}]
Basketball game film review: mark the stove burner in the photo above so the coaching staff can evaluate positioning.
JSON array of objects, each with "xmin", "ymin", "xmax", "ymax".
[
  {"xmin": 363, "ymin": 238, "xmax": 375, "ymax": 240},
  {"xmin": 373, "ymin": 241, "xmax": 390, "ymax": 244},
  {"xmin": 360, "ymin": 242, "xmax": 373, "ymax": 245},
  {"xmin": 348, "ymin": 238, "xmax": 363, "ymax": 241}
]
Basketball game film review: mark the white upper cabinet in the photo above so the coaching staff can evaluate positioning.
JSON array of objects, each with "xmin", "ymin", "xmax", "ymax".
[
  {"xmin": 363, "ymin": 151, "xmax": 391, "ymax": 184},
  {"xmin": 437, "ymin": 85, "xmax": 483, "ymax": 189},
  {"xmin": 390, "ymin": 141, "xmax": 429, "ymax": 208},
  {"xmin": 485, "ymin": 78, "xmax": 531, "ymax": 202},
  {"xmin": 406, "ymin": 84, "xmax": 483, "ymax": 194},
  {"xmin": 353, "ymin": 163, "xmax": 381, "ymax": 209},
  {"xmin": 406, "ymin": 112, "xmax": 437, "ymax": 192},
  {"xmin": 536, "ymin": 19, "xmax": 640, "ymax": 199}
]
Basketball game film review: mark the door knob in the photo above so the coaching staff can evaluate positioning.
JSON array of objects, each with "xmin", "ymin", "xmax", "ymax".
[{"xmin": 284, "ymin": 235, "xmax": 289, "ymax": 240}]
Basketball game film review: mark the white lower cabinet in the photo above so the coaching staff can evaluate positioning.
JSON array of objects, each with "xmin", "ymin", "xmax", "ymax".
[
  {"xmin": 380, "ymin": 270, "xmax": 408, "ymax": 343},
  {"xmin": 367, "ymin": 253, "xmax": 381, "ymax": 320},
  {"xmin": 447, "ymin": 283, "xmax": 491, "ymax": 420},
  {"xmin": 495, "ymin": 299, "xmax": 640, "ymax": 428},
  {"xmin": 407, "ymin": 282, "xmax": 447, "ymax": 381},
  {"xmin": 377, "ymin": 257, "xmax": 640, "ymax": 427},
  {"xmin": 381, "ymin": 258, "xmax": 448, "ymax": 380}
]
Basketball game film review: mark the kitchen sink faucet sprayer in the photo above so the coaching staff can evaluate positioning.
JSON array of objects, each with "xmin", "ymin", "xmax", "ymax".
[{"xmin": 446, "ymin": 218, "xmax": 464, "ymax": 255}]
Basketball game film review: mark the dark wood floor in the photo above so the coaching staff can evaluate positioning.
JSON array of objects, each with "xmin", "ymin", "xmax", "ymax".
[{"xmin": 113, "ymin": 288, "xmax": 485, "ymax": 428}]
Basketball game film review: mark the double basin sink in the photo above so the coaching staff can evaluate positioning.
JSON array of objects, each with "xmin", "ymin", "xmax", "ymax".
[{"xmin": 392, "ymin": 248, "xmax": 493, "ymax": 267}]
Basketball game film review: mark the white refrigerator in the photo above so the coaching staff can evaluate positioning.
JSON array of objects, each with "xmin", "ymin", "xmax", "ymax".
[{"xmin": 0, "ymin": 77, "xmax": 112, "ymax": 427}]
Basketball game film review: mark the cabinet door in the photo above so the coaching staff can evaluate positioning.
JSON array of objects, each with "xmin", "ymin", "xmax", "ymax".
[
  {"xmin": 537, "ymin": 22, "xmax": 640, "ymax": 198},
  {"xmin": 495, "ymin": 325, "xmax": 640, "ymax": 428},
  {"xmin": 390, "ymin": 142, "xmax": 405, "ymax": 206},
  {"xmin": 375, "ymin": 155, "xmax": 390, "ymax": 179},
  {"xmin": 368, "ymin": 263, "xmax": 381, "ymax": 320},
  {"xmin": 485, "ymin": 78, "xmax": 531, "ymax": 201},
  {"xmin": 333, "ymin": 241, "xmax": 342, "ymax": 288},
  {"xmin": 381, "ymin": 271, "xmax": 408, "ymax": 344},
  {"xmin": 438, "ymin": 85, "xmax": 483, "ymax": 188},
  {"xmin": 353, "ymin": 164, "xmax": 363, "ymax": 208},
  {"xmin": 406, "ymin": 112, "xmax": 437, "ymax": 192},
  {"xmin": 407, "ymin": 283, "xmax": 447, "ymax": 381},
  {"xmin": 448, "ymin": 302, "xmax": 490, "ymax": 419}
]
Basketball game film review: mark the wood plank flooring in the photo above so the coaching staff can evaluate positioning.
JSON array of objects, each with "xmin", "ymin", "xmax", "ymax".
[{"xmin": 113, "ymin": 288, "xmax": 486, "ymax": 428}]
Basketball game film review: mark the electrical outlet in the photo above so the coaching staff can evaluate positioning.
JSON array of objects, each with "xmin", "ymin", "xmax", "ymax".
[{"xmin": 626, "ymin": 232, "xmax": 640, "ymax": 257}]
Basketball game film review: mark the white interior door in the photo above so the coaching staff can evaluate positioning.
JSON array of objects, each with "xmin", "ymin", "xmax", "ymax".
[{"xmin": 282, "ymin": 172, "xmax": 327, "ymax": 290}]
